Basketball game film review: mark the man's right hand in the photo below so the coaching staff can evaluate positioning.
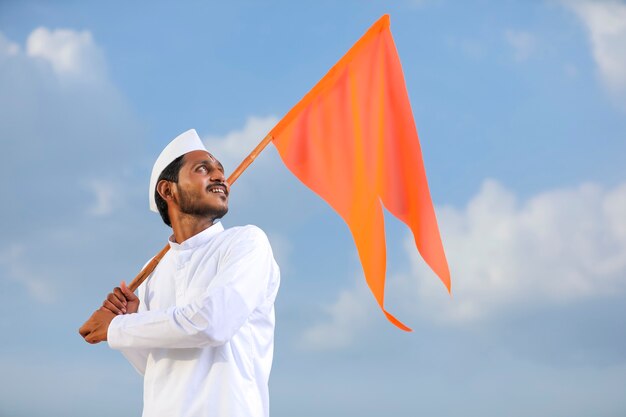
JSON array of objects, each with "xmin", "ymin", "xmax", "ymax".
[{"xmin": 101, "ymin": 281, "xmax": 140, "ymax": 315}]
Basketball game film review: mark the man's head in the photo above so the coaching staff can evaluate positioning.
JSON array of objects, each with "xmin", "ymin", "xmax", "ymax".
[
  {"xmin": 154, "ymin": 154, "xmax": 184, "ymax": 226},
  {"xmin": 150, "ymin": 129, "xmax": 229, "ymax": 227}
]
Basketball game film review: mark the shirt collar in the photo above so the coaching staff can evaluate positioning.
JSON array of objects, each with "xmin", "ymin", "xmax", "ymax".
[{"xmin": 168, "ymin": 221, "xmax": 225, "ymax": 251}]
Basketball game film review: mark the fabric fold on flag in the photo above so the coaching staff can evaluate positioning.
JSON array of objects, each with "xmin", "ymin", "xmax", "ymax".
[{"xmin": 270, "ymin": 14, "xmax": 450, "ymax": 331}]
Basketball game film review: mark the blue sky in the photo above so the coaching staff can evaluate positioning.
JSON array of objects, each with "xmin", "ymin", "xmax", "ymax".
[{"xmin": 1, "ymin": 0, "xmax": 626, "ymax": 416}]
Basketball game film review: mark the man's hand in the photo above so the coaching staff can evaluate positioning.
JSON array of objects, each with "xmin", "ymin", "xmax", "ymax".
[
  {"xmin": 79, "ymin": 308, "xmax": 116, "ymax": 344},
  {"xmin": 80, "ymin": 281, "xmax": 139, "ymax": 344},
  {"xmin": 101, "ymin": 281, "xmax": 140, "ymax": 315}
]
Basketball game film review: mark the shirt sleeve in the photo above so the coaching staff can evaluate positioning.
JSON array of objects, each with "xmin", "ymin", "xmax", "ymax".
[
  {"xmin": 108, "ymin": 226, "xmax": 278, "ymax": 349},
  {"xmin": 108, "ymin": 279, "xmax": 152, "ymax": 374},
  {"xmin": 117, "ymin": 343, "xmax": 149, "ymax": 375}
]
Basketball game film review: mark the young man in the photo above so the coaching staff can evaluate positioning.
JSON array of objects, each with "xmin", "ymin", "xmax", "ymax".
[{"xmin": 79, "ymin": 129, "xmax": 280, "ymax": 417}]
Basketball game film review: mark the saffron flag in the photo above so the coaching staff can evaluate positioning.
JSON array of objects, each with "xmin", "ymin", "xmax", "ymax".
[{"xmin": 270, "ymin": 15, "xmax": 450, "ymax": 331}]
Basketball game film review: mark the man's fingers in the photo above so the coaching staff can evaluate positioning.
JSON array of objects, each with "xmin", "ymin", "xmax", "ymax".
[
  {"xmin": 113, "ymin": 287, "xmax": 128, "ymax": 304},
  {"xmin": 107, "ymin": 288, "xmax": 127, "ymax": 310},
  {"xmin": 102, "ymin": 299, "xmax": 124, "ymax": 315},
  {"xmin": 121, "ymin": 281, "xmax": 138, "ymax": 301}
]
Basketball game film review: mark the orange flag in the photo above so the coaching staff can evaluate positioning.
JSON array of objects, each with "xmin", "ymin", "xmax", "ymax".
[{"xmin": 270, "ymin": 15, "xmax": 450, "ymax": 331}]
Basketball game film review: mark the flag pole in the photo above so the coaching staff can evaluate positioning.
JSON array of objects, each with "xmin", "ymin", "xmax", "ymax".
[
  {"xmin": 227, "ymin": 133, "xmax": 274, "ymax": 185},
  {"xmin": 127, "ymin": 133, "xmax": 274, "ymax": 292}
]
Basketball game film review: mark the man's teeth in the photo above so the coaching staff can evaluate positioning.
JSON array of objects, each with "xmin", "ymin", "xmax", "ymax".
[{"xmin": 211, "ymin": 188, "xmax": 224, "ymax": 193}]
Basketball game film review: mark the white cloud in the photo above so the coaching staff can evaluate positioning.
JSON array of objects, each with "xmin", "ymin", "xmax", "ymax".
[
  {"xmin": 0, "ymin": 245, "xmax": 57, "ymax": 303},
  {"xmin": 202, "ymin": 115, "xmax": 279, "ymax": 173},
  {"xmin": 0, "ymin": 32, "xmax": 20, "ymax": 57},
  {"xmin": 561, "ymin": 0, "xmax": 626, "ymax": 94},
  {"xmin": 301, "ymin": 179, "xmax": 626, "ymax": 349},
  {"xmin": 25, "ymin": 27, "xmax": 106, "ymax": 82},
  {"xmin": 408, "ymin": 179, "xmax": 626, "ymax": 322},
  {"xmin": 83, "ymin": 178, "xmax": 124, "ymax": 216},
  {"xmin": 299, "ymin": 281, "xmax": 375, "ymax": 350},
  {"xmin": 505, "ymin": 30, "xmax": 535, "ymax": 62}
]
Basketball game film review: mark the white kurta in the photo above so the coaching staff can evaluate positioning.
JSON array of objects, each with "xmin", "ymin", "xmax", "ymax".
[{"xmin": 107, "ymin": 222, "xmax": 280, "ymax": 417}]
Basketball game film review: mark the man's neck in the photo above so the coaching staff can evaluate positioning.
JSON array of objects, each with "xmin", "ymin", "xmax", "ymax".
[{"xmin": 171, "ymin": 215, "xmax": 216, "ymax": 244}]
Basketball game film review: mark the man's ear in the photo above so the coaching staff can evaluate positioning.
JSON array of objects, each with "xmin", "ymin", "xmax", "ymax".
[{"xmin": 156, "ymin": 180, "xmax": 176, "ymax": 202}]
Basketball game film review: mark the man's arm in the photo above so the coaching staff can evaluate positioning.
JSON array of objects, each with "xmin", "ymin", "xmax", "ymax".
[
  {"xmin": 80, "ymin": 281, "xmax": 151, "ymax": 374},
  {"xmin": 108, "ymin": 226, "xmax": 279, "ymax": 350}
]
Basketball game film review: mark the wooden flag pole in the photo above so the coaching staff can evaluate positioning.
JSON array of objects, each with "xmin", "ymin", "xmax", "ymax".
[
  {"xmin": 227, "ymin": 133, "xmax": 274, "ymax": 187},
  {"xmin": 127, "ymin": 133, "xmax": 274, "ymax": 292}
]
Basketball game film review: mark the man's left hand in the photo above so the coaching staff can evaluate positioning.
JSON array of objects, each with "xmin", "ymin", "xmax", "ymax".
[{"xmin": 79, "ymin": 308, "xmax": 116, "ymax": 344}]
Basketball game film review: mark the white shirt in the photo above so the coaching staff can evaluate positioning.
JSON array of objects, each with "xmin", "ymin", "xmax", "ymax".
[{"xmin": 107, "ymin": 222, "xmax": 280, "ymax": 417}]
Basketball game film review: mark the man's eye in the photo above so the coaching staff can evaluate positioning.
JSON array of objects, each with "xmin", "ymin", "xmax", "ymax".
[{"xmin": 197, "ymin": 165, "xmax": 208, "ymax": 173}]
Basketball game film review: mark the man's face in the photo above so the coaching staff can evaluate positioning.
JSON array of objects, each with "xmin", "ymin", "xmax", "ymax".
[{"xmin": 175, "ymin": 150, "xmax": 229, "ymax": 221}]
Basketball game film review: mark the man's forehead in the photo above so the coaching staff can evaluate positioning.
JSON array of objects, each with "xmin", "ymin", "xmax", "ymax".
[{"xmin": 184, "ymin": 149, "xmax": 220, "ymax": 163}]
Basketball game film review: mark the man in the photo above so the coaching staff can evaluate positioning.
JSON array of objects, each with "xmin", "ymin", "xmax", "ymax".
[{"xmin": 79, "ymin": 129, "xmax": 280, "ymax": 417}]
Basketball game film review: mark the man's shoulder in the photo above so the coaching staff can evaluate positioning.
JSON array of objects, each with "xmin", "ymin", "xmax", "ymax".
[{"xmin": 221, "ymin": 224, "xmax": 271, "ymax": 246}]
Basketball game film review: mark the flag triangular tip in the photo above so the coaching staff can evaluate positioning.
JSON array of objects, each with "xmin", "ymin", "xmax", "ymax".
[{"xmin": 385, "ymin": 310, "xmax": 412, "ymax": 332}]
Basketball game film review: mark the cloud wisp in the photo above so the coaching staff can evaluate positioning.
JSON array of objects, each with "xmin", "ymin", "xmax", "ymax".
[
  {"xmin": 203, "ymin": 115, "xmax": 280, "ymax": 173},
  {"xmin": 25, "ymin": 27, "xmax": 107, "ymax": 83},
  {"xmin": 0, "ymin": 244, "xmax": 57, "ymax": 303},
  {"xmin": 505, "ymin": 30, "xmax": 536, "ymax": 62},
  {"xmin": 561, "ymin": 0, "xmax": 626, "ymax": 102}
]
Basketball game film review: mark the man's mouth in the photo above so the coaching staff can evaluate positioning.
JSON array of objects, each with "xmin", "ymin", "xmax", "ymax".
[{"xmin": 208, "ymin": 184, "xmax": 228, "ymax": 195}]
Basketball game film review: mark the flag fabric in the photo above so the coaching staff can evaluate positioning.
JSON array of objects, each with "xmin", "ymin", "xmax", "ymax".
[{"xmin": 270, "ymin": 14, "xmax": 450, "ymax": 331}]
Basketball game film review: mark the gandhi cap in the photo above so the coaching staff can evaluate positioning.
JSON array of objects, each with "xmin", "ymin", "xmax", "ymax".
[{"xmin": 149, "ymin": 129, "xmax": 207, "ymax": 212}]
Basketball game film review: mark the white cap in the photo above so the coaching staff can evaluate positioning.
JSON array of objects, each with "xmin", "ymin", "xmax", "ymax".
[{"xmin": 149, "ymin": 129, "xmax": 207, "ymax": 212}]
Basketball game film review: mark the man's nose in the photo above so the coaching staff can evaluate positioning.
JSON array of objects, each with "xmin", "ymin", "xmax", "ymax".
[{"xmin": 210, "ymin": 169, "xmax": 225, "ymax": 183}]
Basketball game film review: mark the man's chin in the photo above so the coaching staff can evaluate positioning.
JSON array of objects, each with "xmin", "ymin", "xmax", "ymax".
[
  {"xmin": 213, "ymin": 206, "xmax": 228, "ymax": 221},
  {"xmin": 179, "ymin": 201, "xmax": 229, "ymax": 222}
]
